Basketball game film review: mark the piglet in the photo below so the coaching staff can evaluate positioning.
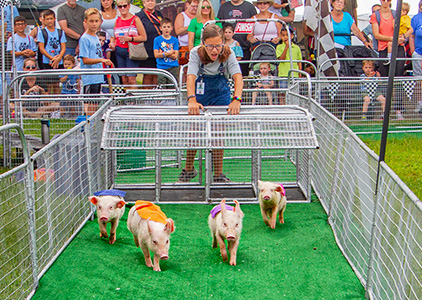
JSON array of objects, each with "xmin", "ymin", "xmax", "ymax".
[
  {"xmin": 89, "ymin": 195, "xmax": 126, "ymax": 244},
  {"xmin": 258, "ymin": 180, "xmax": 287, "ymax": 229},
  {"xmin": 127, "ymin": 201, "xmax": 175, "ymax": 272},
  {"xmin": 208, "ymin": 199, "xmax": 244, "ymax": 266}
]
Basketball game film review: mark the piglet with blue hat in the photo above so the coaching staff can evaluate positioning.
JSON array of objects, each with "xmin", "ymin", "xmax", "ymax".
[{"xmin": 89, "ymin": 189, "xmax": 127, "ymax": 244}]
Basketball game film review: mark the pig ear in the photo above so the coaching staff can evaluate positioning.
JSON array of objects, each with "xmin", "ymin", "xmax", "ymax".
[
  {"xmin": 147, "ymin": 219, "xmax": 153, "ymax": 233},
  {"xmin": 164, "ymin": 218, "xmax": 175, "ymax": 233},
  {"xmin": 220, "ymin": 198, "xmax": 227, "ymax": 215},
  {"xmin": 233, "ymin": 200, "xmax": 244, "ymax": 218},
  {"xmin": 258, "ymin": 180, "xmax": 263, "ymax": 188},
  {"xmin": 89, "ymin": 196, "xmax": 98, "ymax": 205},
  {"xmin": 116, "ymin": 200, "xmax": 126, "ymax": 209},
  {"xmin": 274, "ymin": 185, "xmax": 282, "ymax": 193}
]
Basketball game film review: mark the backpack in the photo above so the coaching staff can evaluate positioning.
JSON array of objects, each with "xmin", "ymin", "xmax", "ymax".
[
  {"xmin": 41, "ymin": 28, "xmax": 63, "ymax": 46},
  {"xmin": 374, "ymin": 10, "xmax": 396, "ymax": 25}
]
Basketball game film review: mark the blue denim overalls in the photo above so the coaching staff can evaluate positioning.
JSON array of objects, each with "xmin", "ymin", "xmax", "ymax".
[{"xmin": 195, "ymin": 63, "xmax": 231, "ymax": 106}]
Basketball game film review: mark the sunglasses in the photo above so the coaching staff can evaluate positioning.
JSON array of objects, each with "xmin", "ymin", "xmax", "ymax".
[
  {"xmin": 117, "ymin": 4, "xmax": 128, "ymax": 8},
  {"xmin": 25, "ymin": 65, "xmax": 36, "ymax": 69},
  {"xmin": 201, "ymin": 5, "xmax": 211, "ymax": 9},
  {"xmin": 257, "ymin": 2, "xmax": 270, "ymax": 5}
]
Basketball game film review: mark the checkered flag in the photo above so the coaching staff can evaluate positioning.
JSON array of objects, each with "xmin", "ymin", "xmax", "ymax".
[
  {"xmin": 0, "ymin": 0, "xmax": 20, "ymax": 8},
  {"xmin": 304, "ymin": 0, "xmax": 339, "ymax": 77},
  {"xmin": 402, "ymin": 80, "xmax": 416, "ymax": 101},
  {"xmin": 362, "ymin": 80, "xmax": 378, "ymax": 102},
  {"xmin": 325, "ymin": 82, "xmax": 340, "ymax": 101}
]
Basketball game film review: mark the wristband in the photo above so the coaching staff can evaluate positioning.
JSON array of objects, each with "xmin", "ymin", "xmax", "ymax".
[
  {"xmin": 231, "ymin": 96, "xmax": 242, "ymax": 102},
  {"xmin": 163, "ymin": 52, "xmax": 165, "ymax": 58},
  {"xmin": 187, "ymin": 95, "xmax": 196, "ymax": 101}
]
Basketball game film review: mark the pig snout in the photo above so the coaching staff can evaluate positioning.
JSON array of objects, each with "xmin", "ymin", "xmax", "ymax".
[
  {"xmin": 99, "ymin": 216, "xmax": 109, "ymax": 222},
  {"xmin": 262, "ymin": 194, "xmax": 271, "ymax": 200},
  {"xmin": 160, "ymin": 254, "xmax": 169, "ymax": 260},
  {"xmin": 226, "ymin": 231, "xmax": 237, "ymax": 241}
]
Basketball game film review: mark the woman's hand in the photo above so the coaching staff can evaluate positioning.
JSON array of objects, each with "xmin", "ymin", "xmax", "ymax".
[
  {"xmin": 271, "ymin": 37, "xmax": 280, "ymax": 44},
  {"xmin": 364, "ymin": 40, "xmax": 373, "ymax": 49},
  {"xmin": 109, "ymin": 42, "xmax": 116, "ymax": 51},
  {"xmin": 188, "ymin": 98, "xmax": 204, "ymax": 115},
  {"xmin": 249, "ymin": 36, "xmax": 258, "ymax": 44},
  {"xmin": 227, "ymin": 100, "xmax": 241, "ymax": 115}
]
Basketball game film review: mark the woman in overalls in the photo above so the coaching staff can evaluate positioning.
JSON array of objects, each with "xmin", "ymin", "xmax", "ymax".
[{"xmin": 178, "ymin": 24, "xmax": 243, "ymax": 183}]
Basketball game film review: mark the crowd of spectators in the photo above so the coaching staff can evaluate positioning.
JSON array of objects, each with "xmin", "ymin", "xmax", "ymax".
[{"xmin": 2, "ymin": 0, "xmax": 422, "ymax": 102}]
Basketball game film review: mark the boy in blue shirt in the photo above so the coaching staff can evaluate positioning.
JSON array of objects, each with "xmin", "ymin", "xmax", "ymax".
[
  {"xmin": 37, "ymin": 9, "xmax": 67, "ymax": 94},
  {"xmin": 153, "ymin": 17, "xmax": 179, "ymax": 88},
  {"xmin": 79, "ymin": 8, "xmax": 112, "ymax": 113},
  {"xmin": 7, "ymin": 16, "xmax": 37, "ymax": 72}
]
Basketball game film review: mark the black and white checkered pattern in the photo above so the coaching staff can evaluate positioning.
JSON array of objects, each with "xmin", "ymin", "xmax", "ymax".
[
  {"xmin": 402, "ymin": 80, "xmax": 416, "ymax": 101},
  {"xmin": 362, "ymin": 80, "xmax": 378, "ymax": 102},
  {"xmin": 325, "ymin": 82, "xmax": 340, "ymax": 101},
  {"xmin": 304, "ymin": 0, "xmax": 339, "ymax": 77},
  {"xmin": 0, "ymin": 0, "xmax": 20, "ymax": 8}
]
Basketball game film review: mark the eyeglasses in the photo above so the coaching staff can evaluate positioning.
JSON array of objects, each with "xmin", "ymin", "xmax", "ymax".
[
  {"xmin": 25, "ymin": 65, "xmax": 36, "ymax": 70},
  {"xmin": 382, "ymin": 0, "xmax": 392, "ymax": 2},
  {"xmin": 334, "ymin": 0, "xmax": 345, "ymax": 4},
  {"xmin": 201, "ymin": 5, "xmax": 211, "ymax": 9},
  {"xmin": 117, "ymin": 4, "xmax": 128, "ymax": 9},
  {"xmin": 257, "ymin": 2, "xmax": 270, "ymax": 5},
  {"xmin": 15, "ymin": 23, "xmax": 26, "ymax": 26},
  {"xmin": 204, "ymin": 44, "xmax": 223, "ymax": 51}
]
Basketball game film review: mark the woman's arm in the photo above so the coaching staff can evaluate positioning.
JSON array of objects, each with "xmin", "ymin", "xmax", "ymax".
[
  {"xmin": 188, "ymin": 31, "xmax": 195, "ymax": 51},
  {"xmin": 351, "ymin": 23, "xmax": 372, "ymax": 49},
  {"xmin": 409, "ymin": 33, "xmax": 415, "ymax": 54},
  {"xmin": 227, "ymin": 72, "xmax": 243, "ymax": 115},
  {"xmin": 277, "ymin": 10, "xmax": 295, "ymax": 24},
  {"xmin": 372, "ymin": 22, "xmax": 393, "ymax": 42},
  {"xmin": 174, "ymin": 13, "xmax": 188, "ymax": 36},
  {"xmin": 186, "ymin": 73, "xmax": 204, "ymax": 115}
]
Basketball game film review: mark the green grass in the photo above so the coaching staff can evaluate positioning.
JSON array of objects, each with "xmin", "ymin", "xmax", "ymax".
[
  {"xmin": 359, "ymin": 133, "xmax": 422, "ymax": 200},
  {"xmin": 32, "ymin": 199, "xmax": 366, "ymax": 300}
]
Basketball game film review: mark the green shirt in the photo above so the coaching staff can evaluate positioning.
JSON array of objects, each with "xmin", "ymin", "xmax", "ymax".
[
  {"xmin": 276, "ymin": 43, "xmax": 302, "ymax": 77},
  {"xmin": 187, "ymin": 18, "xmax": 222, "ymax": 47}
]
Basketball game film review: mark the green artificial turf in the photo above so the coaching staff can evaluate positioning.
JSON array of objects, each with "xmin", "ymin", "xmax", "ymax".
[{"xmin": 32, "ymin": 198, "xmax": 365, "ymax": 300}]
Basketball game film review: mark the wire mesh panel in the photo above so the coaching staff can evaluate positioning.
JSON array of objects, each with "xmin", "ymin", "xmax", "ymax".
[{"xmin": 101, "ymin": 106, "xmax": 319, "ymax": 150}]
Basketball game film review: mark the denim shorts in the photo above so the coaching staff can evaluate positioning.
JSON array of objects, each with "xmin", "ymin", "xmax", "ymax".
[{"xmin": 115, "ymin": 46, "xmax": 139, "ymax": 77}]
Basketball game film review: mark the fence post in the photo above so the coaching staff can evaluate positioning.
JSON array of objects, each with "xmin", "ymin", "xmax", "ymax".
[
  {"xmin": 365, "ymin": 165, "xmax": 382, "ymax": 299},
  {"xmin": 85, "ymin": 119, "xmax": 93, "ymax": 197}
]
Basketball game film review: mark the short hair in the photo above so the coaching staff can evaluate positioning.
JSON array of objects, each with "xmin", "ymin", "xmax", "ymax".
[
  {"xmin": 259, "ymin": 62, "xmax": 271, "ymax": 69},
  {"xmin": 23, "ymin": 58, "xmax": 37, "ymax": 68},
  {"xmin": 84, "ymin": 8, "xmax": 102, "ymax": 20},
  {"xmin": 42, "ymin": 9, "xmax": 55, "ymax": 19},
  {"xmin": 223, "ymin": 23, "xmax": 235, "ymax": 32},
  {"xmin": 63, "ymin": 54, "xmax": 75, "ymax": 64},
  {"xmin": 160, "ymin": 17, "xmax": 173, "ymax": 26},
  {"xmin": 116, "ymin": 0, "xmax": 130, "ymax": 5},
  {"xmin": 330, "ymin": 0, "xmax": 347, "ymax": 8},
  {"xmin": 362, "ymin": 60, "xmax": 375, "ymax": 67},
  {"xmin": 14, "ymin": 16, "xmax": 26, "ymax": 24},
  {"xmin": 96, "ymin": 31, "xmax": 107, "ymax": 38},
  {"xmin": 201, "ymin": 24, "xmax": 223, "ymax": 43},
  {"xmin": 402, "ymin": 2, "xmax": 410, "ymax": 13}
]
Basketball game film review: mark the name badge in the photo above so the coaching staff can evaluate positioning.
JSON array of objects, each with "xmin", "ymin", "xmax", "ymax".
[{"xmin": 197, "ymin": 81, "xmax": 205, "ymax": 95}]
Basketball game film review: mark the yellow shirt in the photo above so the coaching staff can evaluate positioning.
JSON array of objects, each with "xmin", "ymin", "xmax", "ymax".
[{"xmin": 400, "ymin": 15, "xmax": 411, "ymax": 35}]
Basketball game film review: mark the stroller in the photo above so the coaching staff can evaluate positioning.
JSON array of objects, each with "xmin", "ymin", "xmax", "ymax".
[{"xmin": 248, "ymin": 43, "xmax": 279, "ymax": 105}]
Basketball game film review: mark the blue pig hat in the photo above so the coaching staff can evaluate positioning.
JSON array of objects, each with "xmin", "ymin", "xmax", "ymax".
[{"xmin": 93, "ymin": 189, "xmax": 126, "ymax": 198}]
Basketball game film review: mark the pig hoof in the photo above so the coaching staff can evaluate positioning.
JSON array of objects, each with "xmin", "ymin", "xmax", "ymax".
[
  {"xmin": 100, "ymin": 232, "xmax": 108, "ymax": 238},
  {"xmin": 222, "ymin": 255, "xmax": 228, "ymax": 261},
  {"xmin": 109, "ymin": 238, "xmax": 115, "ymax": 244},
  {"xmin": 230, "ymin": 261, "xmax": 237, "ymax": 266}
]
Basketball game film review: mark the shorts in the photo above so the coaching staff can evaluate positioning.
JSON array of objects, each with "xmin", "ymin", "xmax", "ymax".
[{"xmin": 115, "ymin": 46, "xmax": 139, "ymax": 77}]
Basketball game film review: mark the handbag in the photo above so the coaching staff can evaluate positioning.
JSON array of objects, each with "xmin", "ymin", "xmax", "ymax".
[{"xmin": 127, "ymin": 16, "xmax": 148, "ymax": 61}]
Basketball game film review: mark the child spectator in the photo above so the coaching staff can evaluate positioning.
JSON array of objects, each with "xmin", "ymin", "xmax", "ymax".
[
  {"xmin": 252, "ymin": 62, "xmax": 274, "ymax": 105},
  {"xmin": 153, "ymin": 17, "xmax": 180, "ymax": 88},
  {"xmin": 7, "ymin": 16, "xmax": 37, "ymax": 71},
  {"xmin": 30, "ymin": 10, "xmax": 47, "ymax": 68},
  {"xmin": 37, "ymin": 10, "xmax": 66, "ymax": 70},
  {"xmin": 37, "ymin": 9, "xmax": 67, "ymax": 94},
  {"xmin": 360, "ymin": 60, "xmax": 386, "ymax": 120},
  {"xmin": 79, "ymin": 8, "xmax": 112, "ymax": 93},
  {"xmin": 223, "ymin": 24, "xmax": 243, "ymax": 61},
  {"xmin": 96, "ymin": 31, "xmax": 112, "ymax": 60},
  {"xmin": 59, "ymin": 54, "xmax": 79, "ymax": 95},
  {"xmin": 385, "ymin": 2, "xmax": 412, "ymax": 65},
  {"xmin": 276, "ymin": 28, "xmax": 302, "ymax": 104}
]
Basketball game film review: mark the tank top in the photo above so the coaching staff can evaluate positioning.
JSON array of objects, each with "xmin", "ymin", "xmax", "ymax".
[
  {"xmin": 114, "ymin": 16, "xmax": 139, "ymax": 49},
  {"xmin": 253, "ymin": 14, "xmax": 278, "ymax": 42},
  {"xmin": 102, "ymin": 15, "xmax": 118, "ymax": 39},
  {"xmin": 178, "ymin": 12, "xmax": 191, "ymax": 47}
]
